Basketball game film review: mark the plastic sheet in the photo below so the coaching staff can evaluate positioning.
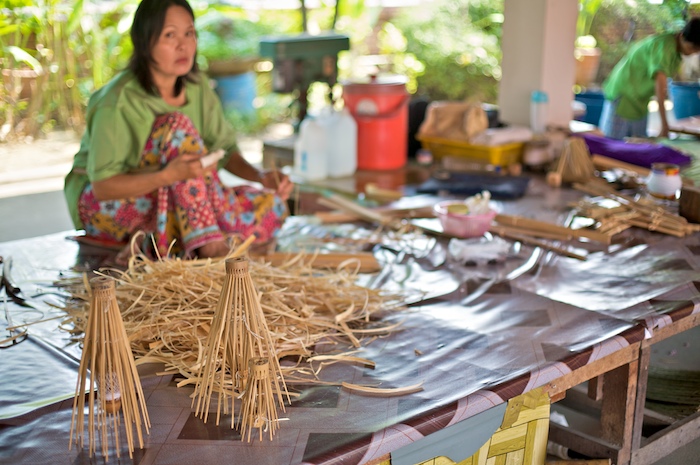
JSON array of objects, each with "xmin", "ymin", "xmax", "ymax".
[{"xmin": 2, "ymin": 179, "xmax": 699, "ymax": 464}]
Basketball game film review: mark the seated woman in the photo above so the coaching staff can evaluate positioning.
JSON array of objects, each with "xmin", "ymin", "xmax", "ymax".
[{"xmin": 64, "ymin": 0, "xmax": 293, "ymax": 262}]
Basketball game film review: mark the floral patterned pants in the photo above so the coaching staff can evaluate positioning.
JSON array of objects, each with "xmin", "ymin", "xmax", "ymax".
[{"xmin": 78, "ymin": 112, "xmax": 287, "ymax": 257}]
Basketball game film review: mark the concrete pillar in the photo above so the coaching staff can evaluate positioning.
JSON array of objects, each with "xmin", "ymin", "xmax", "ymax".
[{"xmin": 498, "ymin": 0, "xmax": 578, "ymax": 129}]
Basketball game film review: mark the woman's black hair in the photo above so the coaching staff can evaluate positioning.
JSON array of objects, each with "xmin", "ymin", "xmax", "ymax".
[
  {"xmin": 127, "ymin": 0, "xmax": 199, "ymax": 96},
  {"xmin": 682, "ymin": 17, "xmax": 700, "ymax": 47}
]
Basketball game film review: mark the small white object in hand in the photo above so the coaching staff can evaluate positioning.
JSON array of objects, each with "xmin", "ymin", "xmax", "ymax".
[{"xmin": 200, "ymin": 149, "xmax": 225, "ymax": 168}]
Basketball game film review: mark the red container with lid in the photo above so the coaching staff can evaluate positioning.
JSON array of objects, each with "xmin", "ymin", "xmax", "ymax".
[{"xmin": 342, "ymin": 75, "xmax": 409, "ymax": 171}]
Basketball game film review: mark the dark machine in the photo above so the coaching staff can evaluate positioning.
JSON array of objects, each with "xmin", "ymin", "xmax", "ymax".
[{"xmin": 259, "ymin": 33, "xmax": 350, "ymax": 124}]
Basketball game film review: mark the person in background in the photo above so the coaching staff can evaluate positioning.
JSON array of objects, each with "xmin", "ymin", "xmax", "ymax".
[
  {"xmin": 64, "ymin": 0, "xmax": 293, "ymax": 263},
  {"xmin": 599, "ymin": 17, "xmax": 700, "ymax": 140}
]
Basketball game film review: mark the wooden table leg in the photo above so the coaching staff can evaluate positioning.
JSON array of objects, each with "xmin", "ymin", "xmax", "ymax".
[
  {"xmin": 600, "ymin": 359, "xmax": 639, "ymax": 465},
  {"xmin": 631, "ymin": 344, "xmax": 651, "ymax": 452}
]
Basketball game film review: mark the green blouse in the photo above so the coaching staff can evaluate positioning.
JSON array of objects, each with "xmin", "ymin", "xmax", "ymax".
[
  {"xmin": 64, "ymin": 70, "xmax": 239, "ymax": 229},
  {"xmin": 602, "ymin": 32, "xmax": 681, "ymax": 120}
]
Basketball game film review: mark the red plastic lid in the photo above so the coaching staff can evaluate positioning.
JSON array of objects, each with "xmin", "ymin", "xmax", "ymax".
[{"xmin": 342, "ymin": 74, "xmax": 408, "ymax": 94}]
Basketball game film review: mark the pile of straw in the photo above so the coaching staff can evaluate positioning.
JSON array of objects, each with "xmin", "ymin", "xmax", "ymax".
[{"xmin": 60, "ymin": 248, "xmax": 404, "ymax": 386}]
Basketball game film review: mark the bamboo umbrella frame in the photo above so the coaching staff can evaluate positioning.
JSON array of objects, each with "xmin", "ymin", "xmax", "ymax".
[
  {"xmin": 191, "ymin": 257, "xmax": 289, "ymax": 439},
  {"xmin": 69, "ymin": 277, "xmax": 150, "ymax": 460},
  {"xmin": 240, "ymin": 357, "xmax": 280, "ymax": 442}
]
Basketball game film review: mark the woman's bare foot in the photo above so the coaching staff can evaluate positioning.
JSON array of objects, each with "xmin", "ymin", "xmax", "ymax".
[{"xmin": 197, "ymin": 240, "xmax": 230, "ymax": 259}]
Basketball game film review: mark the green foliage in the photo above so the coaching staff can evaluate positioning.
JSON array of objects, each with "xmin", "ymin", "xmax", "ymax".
[
  {"xmin": 390, "ymin": 0, "xmax": 503, "ymax": 103},
  {"xmin": 577, "ymin": 0, "xmax": 604, "ymax": 38},
  {"xmin": 0, "ymin": 0, "xmax": 136, "ymax": 140},
  {"xmin": 194, "ymin": 6, "xmax": 275, "ymax": 64}
]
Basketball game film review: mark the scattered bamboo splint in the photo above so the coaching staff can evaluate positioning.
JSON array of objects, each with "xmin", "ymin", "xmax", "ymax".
[
  {"xmin": 191, "ymin": 257, "xmax": 289, "ymax": 440},
  {"xmin": 69, "ymin": 277, "xmax": 150, "ymax": 460},
  {"xmin": 547, "ymin": 137, "xmax": 596, "ymax": 187},
  {"xmin": 574, "ymin": 181, "xmax": 700, "ymax": 237},
  {"xmin": 341, "ymin": 381, "xmax": 424, "ymax": 397}
]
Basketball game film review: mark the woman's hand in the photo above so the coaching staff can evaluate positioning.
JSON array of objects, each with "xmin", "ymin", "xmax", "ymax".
[
  {"xmin": 162, "ymin": 152, "xmax": 206, "ymax": 183},
  {"xmin": 259, "ymin": 170, "xmax": 294, "ymax": 201}
]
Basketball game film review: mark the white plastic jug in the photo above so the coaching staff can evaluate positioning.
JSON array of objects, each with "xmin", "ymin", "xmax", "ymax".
[
  {"xmin": 294, "ymin": 116, "xmax": 328, "ymax": 181},
  {"xmin": 327, "ymin": 107, "xmax": 357, "ymax": 178}
]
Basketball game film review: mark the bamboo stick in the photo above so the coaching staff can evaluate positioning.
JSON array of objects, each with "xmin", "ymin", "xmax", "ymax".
[
  {"xmin": 364, "ymin": 183, "xmax": 403, "ymax": 201},
  {"xmin": 489, "ymin": 224, "xmax": 578, "ymax": 242},
  {"xmin": 319, "ymin": 194, "xmax": 390, "ymax": 225},
  {"xmin": 489, "ymin": 226, "xmax": 587, "ymax": 261},
  {"xmin": 495, "ymin": 214, "xmax": 612, "ymax": 244},
  {"xmin": 314, "ymin": 211, "xmax": 362, "ymax": 223}
]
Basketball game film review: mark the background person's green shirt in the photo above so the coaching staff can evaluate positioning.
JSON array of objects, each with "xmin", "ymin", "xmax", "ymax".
[
  {"xmin": 602, "ymin": 32, "xmax": 681, "ymax": 120},
  {"xmin": 64, "ymin": 70, "xmax": 239, "ymax": 230}
]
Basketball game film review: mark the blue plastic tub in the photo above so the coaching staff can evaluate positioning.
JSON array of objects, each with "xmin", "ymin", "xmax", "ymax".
[
  {"xmin": 574, "ymin": 90, "xmax": 605, "ymax": 126},
  {"xmin": 670, "ymin": 81, "xmax": 700, "ymax": 119},
  {"xmin": 212, "ymin": 71, "xmax": 256, "ymax": 116}
]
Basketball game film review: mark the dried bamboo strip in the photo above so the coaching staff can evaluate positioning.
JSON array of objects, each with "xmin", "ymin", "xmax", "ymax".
[
  {"xmin": 340, "ymin": 381, "xmax": 424, "ymax": 396},
  {"xmin": 5, "ymin": 315, "xmax": 63, "ymax": 331},
  {"xmin": 307, "ymin": 355, "xmax": 376, "ymax": 368}
]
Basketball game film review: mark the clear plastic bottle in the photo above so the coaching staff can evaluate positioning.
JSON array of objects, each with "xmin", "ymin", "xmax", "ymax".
[
  {"xmin": 294, "ymin": 116, "xmax": 328, "ymax": 181},
  {"xmin": 530, "ymin": 90, "xmax": 549, "ymax": 134}
]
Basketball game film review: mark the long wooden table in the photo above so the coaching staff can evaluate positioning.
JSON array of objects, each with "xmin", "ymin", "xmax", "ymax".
[{"xmin": 1, "ymin": 172, "xmax": 700, "ymax": 465}]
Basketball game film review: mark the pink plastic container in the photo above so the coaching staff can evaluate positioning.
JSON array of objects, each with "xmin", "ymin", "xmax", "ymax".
[{"xmin": 433, "ymin": 201, "xmax": 497, "ymax": 238}]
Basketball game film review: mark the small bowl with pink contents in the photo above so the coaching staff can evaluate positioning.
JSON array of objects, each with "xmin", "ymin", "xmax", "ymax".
[{"xmin": 433, "ymin": 198, "xmax": 497, "ymax": 238}]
